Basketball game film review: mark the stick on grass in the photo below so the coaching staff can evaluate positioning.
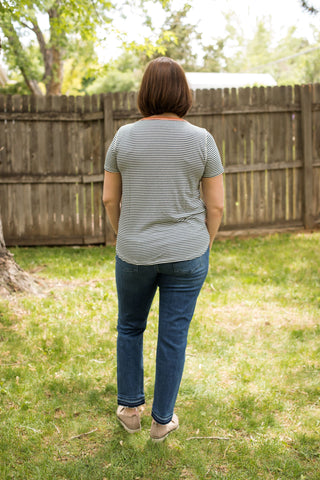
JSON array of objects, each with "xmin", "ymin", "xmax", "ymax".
[
  {"xmin": 70, "ymin": 428, "xmax": 98, "ymax": 440},
  {"xmin": 187, "ymin": 436, "xmax": 231, "ymax": 441}
]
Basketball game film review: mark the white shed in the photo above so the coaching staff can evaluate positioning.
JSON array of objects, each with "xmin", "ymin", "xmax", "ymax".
[{"xmin": 186, "ymin": 72, "xmax": 277, "ymax": 89}]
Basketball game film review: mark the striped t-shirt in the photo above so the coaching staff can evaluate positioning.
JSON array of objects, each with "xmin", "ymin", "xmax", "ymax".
[{"xmin": 104, "ymin": 117, "xmax": 224, "ymax": 265}]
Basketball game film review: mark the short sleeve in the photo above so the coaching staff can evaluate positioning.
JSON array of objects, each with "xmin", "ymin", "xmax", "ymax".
[
  {"xmin": 104, "ymin": 131, "xmax": 120, "ymax": 173},
  {"xmin": 203, "ymin": 131, "xmax": 224, "ymax": 178}
]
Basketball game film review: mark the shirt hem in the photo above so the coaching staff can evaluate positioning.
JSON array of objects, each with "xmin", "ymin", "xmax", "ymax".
[{"xmin": 115, "ymin": 243, "xmax": 210, "ymax": 266}]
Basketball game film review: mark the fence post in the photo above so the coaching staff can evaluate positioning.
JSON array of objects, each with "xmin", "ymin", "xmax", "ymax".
[
  {"xmin": 103, "ymin": 93, "xmax": 117, "ymax": 245},
  {"xmin": 300, "ymin": 84, "xmax": 314, "ymax": 229}
]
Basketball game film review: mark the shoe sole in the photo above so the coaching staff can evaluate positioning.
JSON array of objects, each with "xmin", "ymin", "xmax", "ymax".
[
  {"xmin": 117, "ymin": 417, "xmax": 141, "ymax": 434},
  {"xmin": 150, "ymin": 424, "xmax": 179, "ymax": 443}
]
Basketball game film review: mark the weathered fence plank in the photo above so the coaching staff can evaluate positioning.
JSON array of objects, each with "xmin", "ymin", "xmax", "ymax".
[
  {"xmin": 301, "ymin": 85, "xmax": 314, "ymax": 229},
  {"xmin": 83, "ymin": 95, "xmax": 93, "ymax": 239},
  {"xmin": 313, "ymin": 84, "xmax": 320, "ymax": 226},
  {"xmin": 75, "ymin": 95, "xmax": 85, "ymax": 240},
  {"xmin": 252, "ymin": 86, "xmax": 265, "ymax": 225}
]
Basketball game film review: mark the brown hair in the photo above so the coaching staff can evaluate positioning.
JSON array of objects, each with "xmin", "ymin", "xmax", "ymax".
[{"xmin": 137, "ymin": 57, "xmax": 192, "ymax": 118}]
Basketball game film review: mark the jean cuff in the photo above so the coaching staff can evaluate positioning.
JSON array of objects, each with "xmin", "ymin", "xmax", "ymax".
[
  {"xmin": 151, "ymin": 410, "xmax": 173, "ymax": 425},
  {"xmin": 117, "ymin": 396, "xmax": 145, "ymax": 408}
]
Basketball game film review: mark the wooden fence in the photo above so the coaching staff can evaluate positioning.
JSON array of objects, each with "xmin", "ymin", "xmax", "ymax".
[{"xmin": 0, "ymin": 84, "xmax": 319, "ymax": 246}]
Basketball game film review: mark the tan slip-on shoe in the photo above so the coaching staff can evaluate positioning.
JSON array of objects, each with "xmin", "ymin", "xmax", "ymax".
[
  {"xmin": 116, "ymin": 406, "xmax": 141, "ymax": 433},
  {"xmin": 150, "ymin": 414, "xmax": 179, "ymax": 442}
]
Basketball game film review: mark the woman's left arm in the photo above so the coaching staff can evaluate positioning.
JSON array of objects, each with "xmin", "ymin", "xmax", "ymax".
[{"xmin": 103, "ymin": 171, "xmax": 122, "ymax": 235}]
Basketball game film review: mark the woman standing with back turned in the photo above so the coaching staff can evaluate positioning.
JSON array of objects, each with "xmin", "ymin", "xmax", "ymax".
[{"xmin": 103, "ymin": 57, "xmax": 224, "ymax": 442}]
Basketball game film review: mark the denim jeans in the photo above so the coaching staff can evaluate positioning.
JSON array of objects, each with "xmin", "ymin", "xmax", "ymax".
[{"xmin": 115, "ymin": 247, "xmax": 209, "ymax": 425}]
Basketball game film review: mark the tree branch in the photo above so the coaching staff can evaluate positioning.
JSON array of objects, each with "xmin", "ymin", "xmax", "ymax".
[
  {"xmin": 18, "ymin": 20, "xmax": 35, "ymax": 32},
  {"xmin": 300, "ymin": 0, "xmax": 319, "ymax": 14},
  {"xmin": 18, "ymin": 17, "xmax": 50, "ymax": 82},
  {"xmin": 28, "ymin": 17, "xmax": 52, "ymax": 84},
  {"xmin": 30, "ymin": 18, "xmax": 48, "ymax": 62},
  {"xmin": 70, "ymin": 428, "xmax": 98, "ymax": 440},
  {"xmin": 0, "ymin": 18, "xmax": 43, "ymax": 95}
]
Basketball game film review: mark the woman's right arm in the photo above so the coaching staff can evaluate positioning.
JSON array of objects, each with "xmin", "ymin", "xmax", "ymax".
[
  {"xmin": 201, "ymin": 174, "xmax": 224, "ymax": 249},
  {"xmin": 103, "ymin": 171, "xmax": 122, "ymax": 235}
]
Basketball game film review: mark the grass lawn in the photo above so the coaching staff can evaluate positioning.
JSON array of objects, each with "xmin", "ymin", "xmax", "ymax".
[{"xmin": 0, "ymin": 232, "xmax": 319, "ymax": 479}]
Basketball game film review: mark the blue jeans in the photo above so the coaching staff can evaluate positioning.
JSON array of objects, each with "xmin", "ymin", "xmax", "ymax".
[{"xmin": 115, "ymin": 247, "xmax": 209, "ymax": 425}]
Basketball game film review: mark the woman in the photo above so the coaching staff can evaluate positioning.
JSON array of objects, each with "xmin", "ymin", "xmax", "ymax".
[{"xmin": 103, "ymin": 57, "xmax": 224, "ymax": 442}]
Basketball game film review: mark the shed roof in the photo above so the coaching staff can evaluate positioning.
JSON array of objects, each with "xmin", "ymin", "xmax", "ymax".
[{"xmin": 185, "ymin": 72, "xmax": 277, "ymax": 89}]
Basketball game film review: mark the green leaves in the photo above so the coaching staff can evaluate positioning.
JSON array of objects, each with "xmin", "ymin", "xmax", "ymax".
[{"xmin": 0, "ymin": 0, "xmax": 176, "ymax": 94}]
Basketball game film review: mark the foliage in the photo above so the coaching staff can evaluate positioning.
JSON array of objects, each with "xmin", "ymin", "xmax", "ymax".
[
  {"xmin": 0, "ymin": 76, "xmax": 30, "ymax": 95},
  {"xmin": 0, "ymin": 0, "xmax": 114, "ymax": 94},
  {"xmin": 87, "ymin": 3, "xmax": 203, "ymax": 95},
  {"xmin": 85, "ymin": 52, "xmax": 142, "ymax": 94},
  {"xmin": 145, "ymin": 3, "xmax": 201, "ymax": 71},
  {"xmin": 61, "ymin": 40, "xmax": 100, "ymax": 95},
  {"xmin": 201, "ymin": 40, "xmax": 226, "ymax": 72},
  {"xmin": 215, "ymin": 10, "xmax": 246, "ymax": 73},
  {"xmin": 0, "ymin": 40, "xmax": 45, "ymax": 94},
  {"xmin": 86, "ymin": 69, "xmax": 140, "ymax": 94},
  {"xmin": 271, "ymin": 26, "xmax": 317, "ymax": 84},
  {"xmin": 303, "ymin": 26, "xmax": 320, "ymax": 82},
  {"xmin": 204, "ymin": 11, "xmax": 320, "ymax": 85},
  {"xmin": 0, "ymin": 233, "xmax": 320, "ymax": 479},
  {"xmin": 0, "ymin": 0, "xmax": 172, "ymax": 95},
  {"xmin": 300, "ymin": 0, "xmax": 320, "ymax": 14},
  {"xmin": 1, "ymin": 1, "xmax": 320, "ymax": 95},
  {"xmin": 242, "ymin": 20, "xmax": 273, "ymax": 71},
  {"xmin": 121, "ymin": 3, "xmax": 201, "ymax": 69},
  {"xmin": 86, "ymin": 2, "xmax": 204, "ymax": 94}
]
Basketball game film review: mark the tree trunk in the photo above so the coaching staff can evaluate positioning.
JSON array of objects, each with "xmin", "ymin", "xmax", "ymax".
[
  {"xmin": 0, "ymin": 217, "xmax": 41, "ymax": 296},
  {"xmin": 45, "ymin": 6, "xmax": 64, "ymax": 95},
  {"xmin": 45, "ymin": 46, "xmax": 63, "ymax": 95}
]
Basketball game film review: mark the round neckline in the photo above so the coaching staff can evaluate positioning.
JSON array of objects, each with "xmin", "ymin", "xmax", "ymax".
[{"xmin": 141, "ymin": 116, "xmax": 186, "ymax": 122}]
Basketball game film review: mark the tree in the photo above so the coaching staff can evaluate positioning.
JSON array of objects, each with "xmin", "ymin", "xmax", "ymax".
[
  {"xmin": 204, "ymin": 12, "xmax": 320, "ymax": 85},
  {"xmin": 123, "ymin": 3, "xmax": 202, "ymax": 71},
  {"xmin": 200, "ymin": 10, "xmax": 246, "ymax": 74},
  {"xmin": 0, "ymin": 39, "xmax": 44, "ymax": 94},
  {"xmin": 87, "ymin": 69, "xmax": 140, "ymax": 94},
  {"xmin": 201, "ymin": 40, "xmax": 226, "ymax": 72},
  {"xmin": 270, "ymin": 26, "xmax": 311, "ymax": 84},
  {"xmin": 87, "ymin": 3, "xmax": 204, "ymax": 94},
  {"xmin": 0, "ymin": 0, "xmax": 171, "ymax": 95},
  {"xmin": 148, "ymin": 3, "xmax": 201, "ymax": 71},
  {"xmin": 244, "ymin": 22, "xmax": 320, "ymax": 84},
  {"xmin": 0, "ymin": 0, "xmax": 114, "ymax": 95},
  {"xmin": 60, "ymin": 39, "xmax": 100, "ymax": 95},
  {"xmin": 221, "ymin": 16, "xmax": 273, "ymax": 74},
  {"xmin": 84, "ymin": 50, "xmax": 142, "ymax": 94}
]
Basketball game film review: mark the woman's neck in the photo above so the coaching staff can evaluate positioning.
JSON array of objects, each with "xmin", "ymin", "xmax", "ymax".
[{"xmin": 150, "ymin": 112, "xmax": 180, "ymax": 119}]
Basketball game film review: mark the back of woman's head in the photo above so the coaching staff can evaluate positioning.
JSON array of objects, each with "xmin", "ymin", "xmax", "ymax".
[{"xmin": 138, "ymin": 57, "xmax": 192, "ymax": 118}]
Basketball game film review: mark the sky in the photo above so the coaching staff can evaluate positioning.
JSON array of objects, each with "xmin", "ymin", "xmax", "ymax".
[{"xmin": 97, "ymin": 0, "xmax": 319, "ymax": 63}]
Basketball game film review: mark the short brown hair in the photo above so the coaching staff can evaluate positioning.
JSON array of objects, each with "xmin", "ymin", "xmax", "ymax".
[{"xmin": 138, "ymin": 57, "xmax": 192, "ymax": 118}]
